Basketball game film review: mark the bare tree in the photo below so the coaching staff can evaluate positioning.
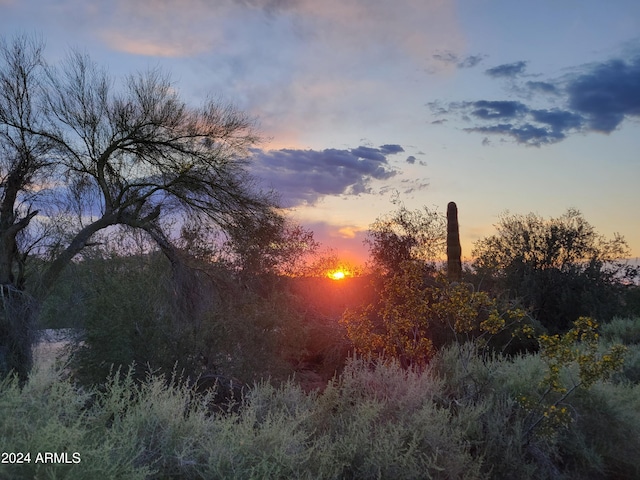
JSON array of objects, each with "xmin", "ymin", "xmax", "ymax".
[{"xmin": 0, "ymin": 35, "xmax": 276, "ymax": 378}]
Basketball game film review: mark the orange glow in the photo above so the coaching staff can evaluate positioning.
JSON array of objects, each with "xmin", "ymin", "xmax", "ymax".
[{"xmin": 328, "ymin": 270, "xmax": 347, "ymax": 280}]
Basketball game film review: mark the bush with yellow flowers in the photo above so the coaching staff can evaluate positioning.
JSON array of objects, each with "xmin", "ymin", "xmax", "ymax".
[
  {"xmin": 340, "ymin": 260, "xmax": 530, "ymax": 367},
  {"xmin": 520, "ymin": 316, "xmax": 627, "ymax": 441}
]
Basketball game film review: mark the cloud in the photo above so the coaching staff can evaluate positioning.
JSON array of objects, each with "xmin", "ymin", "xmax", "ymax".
[
  {"xmin": 485, "ymin": 61, "xmax": 527, "ymax": 78},
  {"xmin": 530, "ymin": 109, "xmax": 583, "ymax": 132},
  {"xmin": 336, "ymin": 225, "xmax": 368, "ymax": 239},
  {"xmin": 406, "ymin": 155, "xmax": 416, "ymax": 164},
  {"xmin": 434, "ymin": 53, "xmax": 640, "ymax": 146},
  {"xmin": 566, "ymin": 56, "xmax": 640, "ymax": 132},
  {"xmin": 526, "ymin": 81, "xmax": 558, "ymax": 95},
  {"xmin": 471, "ymin": 100, "xmax": 528, "ymax": 119},
  {"xmin": 379, "ymin": 144, "xmax": 405, "ymax": 154},
  {"xmin": 443, "ymin": 101, "xmax": 583, "ymax": 146},
  {"xmin": 464, "ymin": 123, "xmax": 565, "ymax": 145},
  {"xmin": 301, "ymin": 220, "xmax": 369, "ymax": 262},
  {"xmin": 99, "ymin": 31, "xmax": 211, "ymax": 57},
  {"xmin": 250, "ymin": 144, "xmax": 400, "ymax": 206},
  {"xmin": 1, "ymin": 0, "xmax": 463, "ymax": 150},
  {"xmin": 432, "ymin": 51, "xmax": 485, "ymax": 69}
]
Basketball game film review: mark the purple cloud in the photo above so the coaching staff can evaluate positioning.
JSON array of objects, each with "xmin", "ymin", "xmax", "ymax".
[{"xmin": 250, "ymin": 145, "xmax": 400, "ymax": 206}]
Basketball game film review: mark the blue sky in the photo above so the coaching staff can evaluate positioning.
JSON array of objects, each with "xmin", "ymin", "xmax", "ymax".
[{"xmin": 2, "ymin": 0, "xmax": 639, "ymax": 264}]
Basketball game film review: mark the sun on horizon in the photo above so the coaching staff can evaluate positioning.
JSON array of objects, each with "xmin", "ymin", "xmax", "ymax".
[{"xmin": 328, "ymin": 269, "xmax": 347, "ymax": 280}]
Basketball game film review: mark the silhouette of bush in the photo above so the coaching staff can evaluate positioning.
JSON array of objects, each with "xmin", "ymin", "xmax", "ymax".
[{"xmin": 472, "ymin": 209, "xmax": 637, "ymax": 332}]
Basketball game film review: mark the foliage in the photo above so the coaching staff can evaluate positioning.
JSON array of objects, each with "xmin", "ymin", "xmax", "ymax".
[
  {"xmin": 222, "ymin": 213, "xmax": 319, "ymax": 278},
  {"xmin": 0, "ymin": 365, "xmax": 153, "ymax": 479},
  {"xmin": 40, "ymin": 243, "xmax": 312, "ymax": 385},
  {"xmin": 518, "ymin": 317, "xmax": 627, "ymax": 442},
  {"xmin": 0, "ymin": 34, "xmax": 272, "ymax": 295},
  {"xmin": 197, "ymin": 286, "xmax": 309, "ymax": 383},
  {"xmin": 65, "ymin": 253, "xmax": 175, "ymax": 385},
  {"xmin": 341, "ymin": 261, "xmax": 530, "ymax": 366},
  {"xmin": 365, "ymin": 204, "xmax": 446, "ymax": 274},
  {"xmin": 600, "ymin": 317, "xmax": 640, "ymax": 383},
  {"xmin": 600, "ymin": 316, "xmax": 640, "ymax": 345},
  {"xmin": 0, "ymin": 34, "xmax": 276, "ymax": 377},
  {"xmin": 4, "ymin": 347, "xmax": 639, "ymax": 479},
  {"xmin": 472, "ymin": 209, "xmax": 636, "ymax": 331}
]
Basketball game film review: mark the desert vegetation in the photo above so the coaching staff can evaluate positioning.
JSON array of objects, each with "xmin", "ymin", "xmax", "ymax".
[{"xmin": 1, "ymin": 35, "xmax": 640, "ymax": 479}]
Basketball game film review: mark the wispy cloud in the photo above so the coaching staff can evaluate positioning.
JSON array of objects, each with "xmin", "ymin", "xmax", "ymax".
[
  {"xmin": 431, "ymin": 51, "xmax": 485, "ymax": 70},
  {"xmin": 525, "ymin": 81, "xmax": 558, "ymax": 95},
  {"xmin": 470, "ymin": 100, "xmax": 528, "ymax": 120},
  {"xmin": 485, "ymin": 61, "xmax": 527, "ymax": 78}
]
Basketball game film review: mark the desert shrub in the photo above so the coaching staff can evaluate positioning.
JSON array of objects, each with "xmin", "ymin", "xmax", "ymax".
[
  {"xmin": 309, "ymin": 357, "xmax": 483, "ymax": 479},
  {"xmin": 65, "ymin": 253, "xmax": 174, "ymax": 385},
  {"xmin": 0, "ymin": 364, "xmax": 153, "ymax": 479},
  {"xmin": 562, "ymin": 381, "xmax": 640, "ymax": 479},
  {"xmin": 197, "ymin": 380, "xmax": 319, "ymax": 479},
  {"xmin": 4, "ymin": 340, "xmax": 638, "ymax": 479},
  {"xmin": 91, "ymin": 366, "xmax": 219, "ymax": 479},
  {"xmin": 341, "ymin": 261, "xmax": 531, "ymax": 367},
  {"xmin": 429, "ymin": 326, "xmax": 636, "ymax": 480},
  {"xmin": 41, "ymin": 248, "xmax": 308, "ymax": 386},
  {"xmin": 614, "ymin": 343, "xmax": 640, "ymax": 383},
  {"xmin": 194, "ymin": 358, "xmax": 483, "ymax": 479},
  {"xmin": 600, "ymin": 316, "xmax": 640, "ymax": 345}
]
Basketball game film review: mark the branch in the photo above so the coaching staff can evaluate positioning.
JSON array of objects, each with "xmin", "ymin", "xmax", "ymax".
[{"xmin": 39, "ymin": 211, "xmax": 118, "ymax": 296}]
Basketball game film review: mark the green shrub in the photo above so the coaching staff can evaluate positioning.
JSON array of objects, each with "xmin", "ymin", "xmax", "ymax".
[
  {"xmin": 616, "ymin": 343, "xmax": 640, "ymax": 383},
  {"xmin": 600, "ymin": 316, "xmax": 640, "ymax": 345},
  {"xmin": 560, "ymin": 381, "xmax": 640, "ymax": 479},
  {"xmin": 0, "ymin": 364, "xmax": 153, "ymax": 479},
  {"xmin": 3, "ymin": 345, "xmax": 639, "ymax": 479}
]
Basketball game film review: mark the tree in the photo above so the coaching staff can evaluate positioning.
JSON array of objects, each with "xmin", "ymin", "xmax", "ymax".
[
  {"xmin": 365, "ymin": 204, "xmax": 446, "ymax": 274},
  {"xmin": 472, "ymin": 209, "xmax": 636, "ymax": 331},
  {"xmin": 223, "ymin": 212, "xmax": 319, "ymax": 278},
  {"xmin": 0, "ymin": 35, "xmax": 276, "ymax": 378}
]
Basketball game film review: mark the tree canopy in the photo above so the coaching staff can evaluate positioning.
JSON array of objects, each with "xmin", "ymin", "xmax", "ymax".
[
  {"xmin": 472, "ymin": 208, "xmax": 636, "ymax": 330},
  {"xmin": 365, "ymin": 204, "xmax": 446, "ymax": 274},
  {"xmin": 0, "ymin": 35, "xmax": 278, "ymax": 377}
]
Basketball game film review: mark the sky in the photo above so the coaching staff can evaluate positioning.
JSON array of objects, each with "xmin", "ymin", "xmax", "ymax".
[{"xmin": 1, "ymin": 0, "xmax": 639, "ymax": 266}]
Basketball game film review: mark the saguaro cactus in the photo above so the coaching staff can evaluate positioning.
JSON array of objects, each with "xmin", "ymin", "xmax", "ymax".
[{"xmin": 447, "ymin": 201, "xmax": 462, "ymax": 282}]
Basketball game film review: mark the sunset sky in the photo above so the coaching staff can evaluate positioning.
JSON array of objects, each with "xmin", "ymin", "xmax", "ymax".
[{"xmin": 2, "ymin": 0, "xmax": 639, "ymax": 265}]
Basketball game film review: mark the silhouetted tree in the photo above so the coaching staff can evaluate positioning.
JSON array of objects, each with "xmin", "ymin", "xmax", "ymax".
[
  {"xmin": 224, "ymin": 213, "xmax": 318, "ymax": 278},
  {"xmin": 0, "ymin": 35, "xmax": 275, "ymax": 378},
  {"xmin": 472, "ymin": 209, "xmax": 636, "ymax": 331},
  {"xmin": 365, "ymin": 204, "xmax": 445, "ymax": 274}
]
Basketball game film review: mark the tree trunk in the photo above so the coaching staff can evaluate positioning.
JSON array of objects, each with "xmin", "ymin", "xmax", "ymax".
[
  {"xmin": 0, "ymin": 286, "xmax": 36, "ymax": 381},
  {"xmin": 447, "ymin": 201, "xmax": 462, "ymax": 283}
]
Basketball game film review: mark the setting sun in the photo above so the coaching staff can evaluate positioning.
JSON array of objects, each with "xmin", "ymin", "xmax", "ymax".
[{"xmin": 328, "ymin": 270, "xmax": 347, "ymax": 280}]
